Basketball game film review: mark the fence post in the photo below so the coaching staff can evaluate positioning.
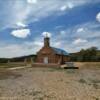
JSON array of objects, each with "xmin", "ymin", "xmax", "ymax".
[
  {"xmin": 8, "ymin": 59, "xmax": 10, "ymax": 64},
  {"xmin": 24, "ymin": 58, "xmax": 27, "ymax": 65}
]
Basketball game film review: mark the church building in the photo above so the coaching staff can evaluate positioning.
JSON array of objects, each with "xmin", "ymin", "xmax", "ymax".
[{"xmin": 36, "ymin": 36, "xmax": 70, "ymax": 64}]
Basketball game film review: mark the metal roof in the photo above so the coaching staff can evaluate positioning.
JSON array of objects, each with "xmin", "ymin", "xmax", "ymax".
[{"xmin": 52, "ymin": 47, "xmax": 69, "ymax": 55}]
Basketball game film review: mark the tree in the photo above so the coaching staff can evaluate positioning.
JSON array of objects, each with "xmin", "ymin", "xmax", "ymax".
[{"xmin": 70, "ymin": 47, "xmax": 99, "ymax": 62}]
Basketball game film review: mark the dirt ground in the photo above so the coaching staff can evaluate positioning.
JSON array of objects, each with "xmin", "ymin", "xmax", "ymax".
[{"xmin": 0, "ymin": 63, "xmax": 100, "ymax": 100}]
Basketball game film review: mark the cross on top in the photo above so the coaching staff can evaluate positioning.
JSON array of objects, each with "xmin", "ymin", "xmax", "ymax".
[
  {"xmin": 45, "ymin": 32, "xmax": 49, "ymax": 37},
  {"xmin": 42, "ymin": 32, "xmax": 51, "ymax": 38}
]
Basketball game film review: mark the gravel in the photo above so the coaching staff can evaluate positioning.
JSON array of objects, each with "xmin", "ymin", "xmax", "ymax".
[{"xmin": 0, "ymin": 67, "xmax": 100, "ymax": 100}]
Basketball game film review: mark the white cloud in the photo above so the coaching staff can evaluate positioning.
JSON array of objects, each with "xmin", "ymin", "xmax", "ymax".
[
  {"xmin": 16, "ymin": 22, "xmax": 27, "ymax": 28},
  {"xmin": 52, "ymin": 41, "xmax": 61, "ymax": 47},
  {"xmin": 11, "ymin": 29, "xmax": 30, "ymax": 38},
  {"xmin": 42, "ymin": 32, "xmax": 52, "ymax": 37},
  {"xmin": 67, "ymin": 2, "xmax": 74, "ymax": 9},
  {"xmin": 50, "ymin": 22, "xmax": 100, "ymax": 52},
  {"xmin": 96, "ymin": 12, "xmax": 100, "ymax": 22},
  {"xmin": 60, "ymin": 3, "xmax": 74, "ymax": 11},
  {"xmin": 60, "ymin": 6, "xmax": 67, "ymax": 11},
  {"xmin": 74, "ymin": 22, "xmax": 100, "ymax": 39},
  {"xmin": 77, "ymin": 28, "xmax": 84, "ymax": 33},
  {"xmin": 27, "ymin": 0, "xmax": 37, "ymax": 4},
  {"xmin": 73, "ymin": 38, "xmax": 88, "ymax": 45},
  {"xmin": 0, "ymin": 21, "xmax": 100, "ymax": 58},
  {"xmin": 0, "ymin": 38, "xmax": 43, "ymax": 58},
  {"xmin": 60, "ymin": 31, "xmax": 66, "ymax": 35},
  {"xmin": 33, "ymin": 41, "xmax": 43, "ymax": 46},
  {"xmin": 0, "ymin": 0, "xmax": 94, "ymax": 30}
]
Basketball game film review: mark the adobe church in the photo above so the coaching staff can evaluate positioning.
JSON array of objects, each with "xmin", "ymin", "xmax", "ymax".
[{"xmin": 36, "ymin": 36, "xmax": 70, "ymax": 65}]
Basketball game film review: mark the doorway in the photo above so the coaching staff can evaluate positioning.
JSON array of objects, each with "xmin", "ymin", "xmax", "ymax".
[{"xmin": 44, "ymin": 57, "xmax": 48, "ymax": 64}]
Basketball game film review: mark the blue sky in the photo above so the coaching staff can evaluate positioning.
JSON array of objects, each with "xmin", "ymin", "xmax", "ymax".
[{"xmin": 0, "ymin": 0, "xmax": 100, "ymax": 58}]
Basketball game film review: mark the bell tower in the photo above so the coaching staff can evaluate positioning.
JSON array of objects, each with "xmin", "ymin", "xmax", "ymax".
[{"xmin": 44, "ymin": 34, "xmax": 50, "ymax": 47}]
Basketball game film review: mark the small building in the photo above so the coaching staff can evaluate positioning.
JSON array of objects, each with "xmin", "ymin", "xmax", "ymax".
[{"xmin": 36, "ymin": 36, "xmax": 70, "ymax": 64}]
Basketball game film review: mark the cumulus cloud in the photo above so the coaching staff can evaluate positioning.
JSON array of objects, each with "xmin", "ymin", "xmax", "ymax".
[
  {"xmin": 0, "ymin": 44, "xmax": 23, "ymax": 58},
  {"xmin": 60, "ymin": 3, "xmax": 74, "ymax": 11},
  {"xmin": 74, "ymin": 22, "xmax": 100, "ymax": 39},
  {"xmin": 11, "ymin": 29, "xmax": 31, "ymax": 38},
  {"xmin": 77, "ymin": 28, "xmax": 84, "ymax": 33},
  {"xmin": 0, "ymin": 44, "xmax": 32, "ymax": 58},
  {"xmin": 50, "ymin": 22, "xmax": 100, "ymax": 52},
  {"xmin": 33, "ymin": 41, "xmax": 43, "ymax": 46},
  {"xmin": 53, "ymin": 41, "xmax": 61, "ymax": 47},
  {"xmin": 0, "ymin": 21, "xmax": 100, "ymax": 57},
  {"xmin": 0, "ymin": 37, "xmax": 43, "ymax": 58},
  {"xmin": 96, "ymin": 12, "xmax": 100, "ymax": 22},
  {"xmin": 60, "ymin": 31, "xmax": 66, "ymax": 35},
  {"xmin": 27, "ymin": 0, "xmax": 37, "ymax": 4},
  {"xmin": 60, "ymin": 6, "xmax": 67, "ymax": 11},
  {"xmin": 16, "ymin": 22, "xmax": 27, "ymax": 28},
  {"xmin": 73, "ymin": 38, "xmax": 88, "ymax": 45},
  {"xmin": 0, "ymin": 0, "xmax": 94, "ymax": 30},
  {"xmin": 67, "ymin": 2, "xmax": 74, "ymax": 9},
  {"xmin": 42, "ymin": 32, "xmax": 52, "ymax": 37}
]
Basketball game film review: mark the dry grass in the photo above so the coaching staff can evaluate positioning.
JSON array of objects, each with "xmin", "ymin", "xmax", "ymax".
[
  {"xmin": 0, "ymin": 62, "xmax": 26, "ymax": 68},
  {"xmin": 74, "ymin": 62, "xmax": 100, "ymax": 69}
]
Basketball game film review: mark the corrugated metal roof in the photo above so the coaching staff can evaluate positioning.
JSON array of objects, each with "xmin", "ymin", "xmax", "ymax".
[{"xmin": 52, "ymin": 47, "xmax": 69, "ymax": 55}]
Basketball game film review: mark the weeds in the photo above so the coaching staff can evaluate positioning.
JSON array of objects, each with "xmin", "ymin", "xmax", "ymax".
[
  {"xmin": 90, "ymin": 79, "xmax": 100, "ymax": 89},
  {"xmin": 95, "ymin": 98, "xmax": 99, "ymax": 100},
  {"xmin": 78, "ymin": 79, "xmax": 87, "ymax": 84}
]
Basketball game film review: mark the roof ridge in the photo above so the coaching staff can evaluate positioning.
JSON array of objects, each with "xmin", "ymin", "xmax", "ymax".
[{"xmin": 51, "ymin": 47, "xmax": 69, "ymax": 55}]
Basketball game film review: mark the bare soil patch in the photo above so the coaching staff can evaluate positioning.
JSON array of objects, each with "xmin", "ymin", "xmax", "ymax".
[{"xmin": 0, "ymin": 62, "xmax": 100, "ymax": 100}]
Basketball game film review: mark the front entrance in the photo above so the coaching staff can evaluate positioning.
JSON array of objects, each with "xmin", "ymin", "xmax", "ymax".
[{"xmin": 44, "ymin": 57, "xmax": 48, "ymax": 64}]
